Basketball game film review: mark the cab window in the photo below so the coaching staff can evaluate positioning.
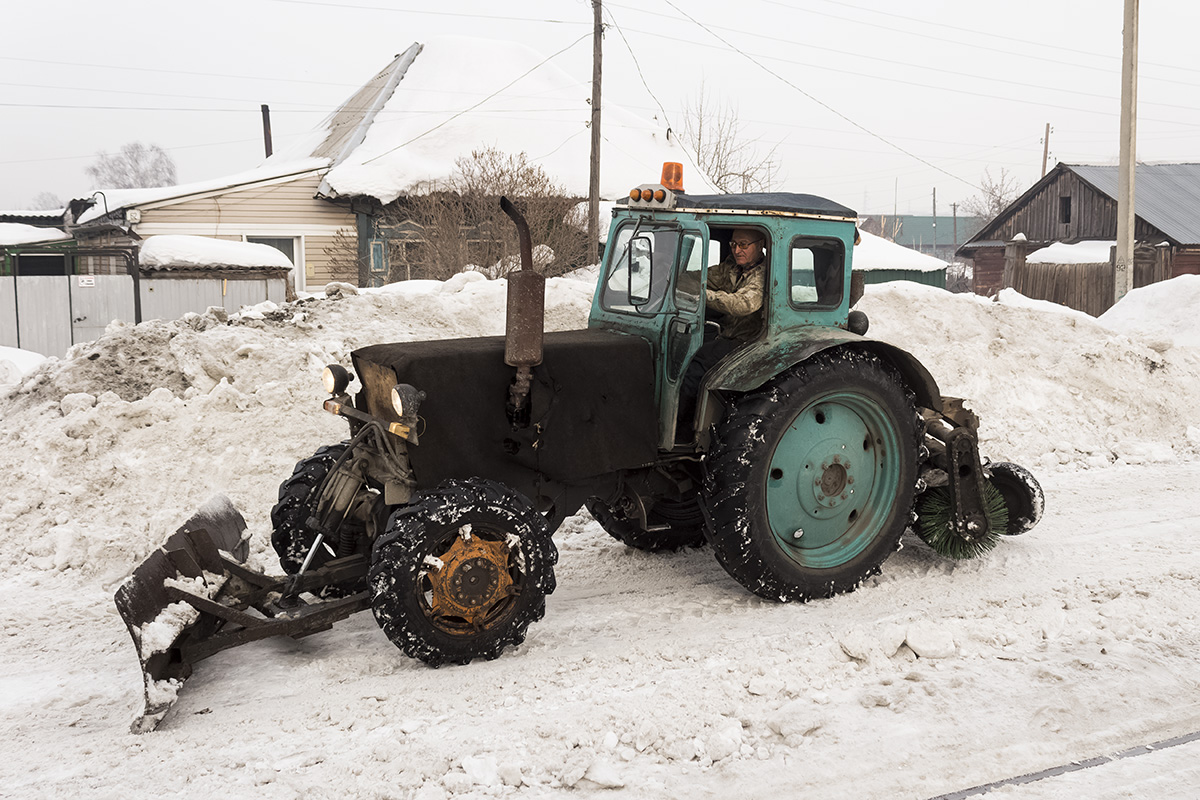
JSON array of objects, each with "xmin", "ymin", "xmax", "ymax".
[
  {"xmin": 789, "ymin": 238, "xmax": 844, "ymax": 308},
  {"xmin": 599, "ymin": 224, "xmax": 681, "ymax": 314}
]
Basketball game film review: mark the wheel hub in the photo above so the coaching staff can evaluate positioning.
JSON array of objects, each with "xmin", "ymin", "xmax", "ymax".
[{"xmin": 425, "ymin": 531, "xmax": 515, "ymax": 627}]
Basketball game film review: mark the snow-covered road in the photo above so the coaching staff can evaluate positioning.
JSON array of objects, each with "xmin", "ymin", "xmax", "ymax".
[{"xmin": 3, "ymin": 462, "xmax": 1198, "ymax": 799}]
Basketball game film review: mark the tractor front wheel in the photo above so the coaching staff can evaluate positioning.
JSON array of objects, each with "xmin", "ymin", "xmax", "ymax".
[
  {"xmin": 705, "ymin": 349, "xmax": 921, "ymax": 601},
  {"xmin": 270, "ymin": 442, "xmax": 355, "ymax": 574},
  {"xmin": 369, "ymin": 478, "xmax": 558, "ymax": 666}
]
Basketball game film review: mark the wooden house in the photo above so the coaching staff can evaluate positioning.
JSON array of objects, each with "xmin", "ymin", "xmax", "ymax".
[{"xmin": 958, "ymin": 163, "xmax": 1200, "ymax": 298}]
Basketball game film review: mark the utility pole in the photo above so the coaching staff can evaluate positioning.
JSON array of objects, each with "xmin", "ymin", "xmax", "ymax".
[
  {"xmin": 1115, "ymin": 0, "xmax": 1139, "ymax": 304},
  {"xmin": 1041, "ymin": 122, "xmax": 1050, "ymax": 177},
  {"xmin": 931, "ymin": 188, "xmax": 937, "ymax": 258},
  {"xmin": 261, "ymin": 104, "xmax": 274, "ymax": 158},
  {"xmin": 587, "ymin": 0, "xmax": 603, "ymax": 267},
  {"xmin": 951, "ymin": 202, "xmax": 958, "ymax": 249}
]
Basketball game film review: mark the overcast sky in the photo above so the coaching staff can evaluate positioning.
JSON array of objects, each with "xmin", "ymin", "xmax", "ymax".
[{"xmin": 3, "ymin": 0, "xmax": 1198, "ymax": 220}]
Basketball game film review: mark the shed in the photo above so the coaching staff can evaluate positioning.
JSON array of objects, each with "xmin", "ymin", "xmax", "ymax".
[
  {"xmin": 957, "ymin": 162, "xmax": 1200, "ymax": 296},
  {"xmin": 853, "ymin": 230, "xmax": 948, "ymax": 289}
]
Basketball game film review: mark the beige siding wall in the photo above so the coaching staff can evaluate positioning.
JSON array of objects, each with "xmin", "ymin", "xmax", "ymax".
[{"xmin": 130, "ymin": 172, "xmax": 357, "ymax": 290}]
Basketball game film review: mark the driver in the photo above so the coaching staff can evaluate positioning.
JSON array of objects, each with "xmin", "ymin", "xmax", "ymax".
[
  {"xmin": 677, "ymin": 228, "xmax": 767, "ymax": 439},
  {"xmin": 705, "ymin": 227, "xmax": 766, "ymax": 341}
]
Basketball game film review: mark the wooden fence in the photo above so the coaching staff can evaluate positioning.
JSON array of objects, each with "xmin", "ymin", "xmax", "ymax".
[{"xmin": 1005, "ymin": 245, "xmax": 1172, "ymax": 317}]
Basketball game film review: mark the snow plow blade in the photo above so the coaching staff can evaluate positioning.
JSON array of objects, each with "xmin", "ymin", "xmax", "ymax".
[{"xmin": 114, "ymin": 495, "xmax": 371, "ymax": 733}]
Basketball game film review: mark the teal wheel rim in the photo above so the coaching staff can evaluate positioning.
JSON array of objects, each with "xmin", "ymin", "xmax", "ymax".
[{"xmin": 765, "ymin": 390, "xmax": 903, "ymax": 569}]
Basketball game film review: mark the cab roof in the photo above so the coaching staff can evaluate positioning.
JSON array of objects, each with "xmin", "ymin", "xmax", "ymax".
[{"xmin": 618, "ymin": 191, "xmax": 856, "ymax": 220}]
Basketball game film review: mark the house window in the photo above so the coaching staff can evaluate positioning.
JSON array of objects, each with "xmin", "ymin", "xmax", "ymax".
[
  {"xmin": 245, "ymin": 236, "xmax": 297, "ymax": 265},
  {"xmin": 1059, "ymin": 197, "xmax": 1072, "ymax": 224}
]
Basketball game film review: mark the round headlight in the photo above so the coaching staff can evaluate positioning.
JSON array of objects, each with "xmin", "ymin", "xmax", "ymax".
[
  {"xmin": 322, "ymin": 364, "xmax": 351, "ymax": 395},
  {"xmin": 390, "ymin": 385, "xmax": 405, "ymax": 417},
  {"xmin": 390, "ymin": 384, "xmax": 426, "ymax": 421}
]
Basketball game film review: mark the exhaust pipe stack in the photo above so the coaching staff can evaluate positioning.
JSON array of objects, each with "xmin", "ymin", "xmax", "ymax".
[{"xmin": 499, "ymin": 197, "xmax": 545, "ymax": 424}]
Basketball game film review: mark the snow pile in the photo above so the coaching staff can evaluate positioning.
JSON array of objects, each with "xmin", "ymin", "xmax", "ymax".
[
  {"xmin": 0, "ymin": 345, "xmax": 47, "ymax": 384},
  {"xmin": 139, "ymin": 235, "xmax": 295, "ymax": 270},
  {"xmin": 0, "ymin": 273, "xmax": 594, "ymax": 579},
  {"xmin": 1099, "ymin": 274, "xmax": 1200, "ymax": 349}
]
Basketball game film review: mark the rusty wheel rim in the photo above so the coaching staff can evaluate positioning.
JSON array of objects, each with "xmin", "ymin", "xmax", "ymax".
[{"xmin": 417, "ymin": 524, "xmax": 523, "ymax": 636}]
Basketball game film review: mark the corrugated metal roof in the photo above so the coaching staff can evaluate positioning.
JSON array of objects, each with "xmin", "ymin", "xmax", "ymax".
[{"xmin": 1070, "ymin": 163, "xmax": 1200, "ymax": 244}]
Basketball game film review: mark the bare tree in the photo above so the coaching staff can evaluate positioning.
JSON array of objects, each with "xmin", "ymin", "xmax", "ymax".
[
  {"xmin": 960, "ymin": 168, "xmax": 1022, "ymax": 220},
  {"xmin": 681, "ymin": 87, "xmax": 780, "ymax": 193},
  {"xmin": 28, "ymin": 191, "xmax": 64, "ymax": 210},
  {"xmin": 385, "ymin": 148, "xmax": 586, "ymax": 282},
  {"xmin": 86, "ymin": 142, "xmax": 178, "ymax": 189}
]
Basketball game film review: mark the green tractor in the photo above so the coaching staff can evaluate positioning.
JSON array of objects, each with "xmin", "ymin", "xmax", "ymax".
[{"xmin": 116, "ymin": 166, "xmax": 1042, "ymax": 731}]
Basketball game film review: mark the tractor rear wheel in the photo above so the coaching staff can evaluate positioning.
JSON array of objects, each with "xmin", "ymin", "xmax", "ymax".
[
  {"xmin": 705, "ymin": 349, "xmax": 920, "ymax": 601},
  {"xmin": 369, "ymin": 478, "xmax": 558, "ymax": 667},
  {"xmin": 270, "ymin": 442, "xmax": 357, "ymax": 574},
  {"xmin": 585, "ymin": 493, "xmax": 707, "ymax": 552}
]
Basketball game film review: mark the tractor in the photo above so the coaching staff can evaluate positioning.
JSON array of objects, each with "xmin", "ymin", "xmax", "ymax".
[{"xmin": 115, "ymin": 164, "xmax": 1043, "ymax": 731}]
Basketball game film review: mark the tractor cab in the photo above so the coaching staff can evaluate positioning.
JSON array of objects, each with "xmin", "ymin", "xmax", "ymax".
[{"xmin": 587, "ymin": 163, "xmax": 864, "ymax": 447}]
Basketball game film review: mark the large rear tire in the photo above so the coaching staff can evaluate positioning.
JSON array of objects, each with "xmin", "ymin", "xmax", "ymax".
[
  {"xmin": 705, "ymin": 349, "xmax": 920, "ymax": 601},
  {"xmin": 585, "ymin": 493, "xmax": 707, "ymax": 552},
  {"xmin": 369, "ymin": 478, "xmax": 557, "ymax": 667}
]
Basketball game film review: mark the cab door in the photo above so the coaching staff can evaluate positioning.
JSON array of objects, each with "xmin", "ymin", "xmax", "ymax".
[{"xmin": 656, "ymin": 229, "xmax": 706, "ymax": 447}]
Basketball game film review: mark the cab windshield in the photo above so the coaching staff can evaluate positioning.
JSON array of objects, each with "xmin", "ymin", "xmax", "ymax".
[{"xmin": 598, "ymin": 223, "xmax": 683, "ymax": 314}]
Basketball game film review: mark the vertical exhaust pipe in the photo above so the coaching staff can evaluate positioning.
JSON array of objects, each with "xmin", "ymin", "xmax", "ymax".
[{"xmin": 499, "ymin": 197, "xmax": 544, "ymax": 425}]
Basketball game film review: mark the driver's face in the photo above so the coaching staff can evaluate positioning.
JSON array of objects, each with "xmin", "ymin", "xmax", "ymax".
[{"xmin": 730, "ymin": 235, "xmax": 762, "ymax": 267}]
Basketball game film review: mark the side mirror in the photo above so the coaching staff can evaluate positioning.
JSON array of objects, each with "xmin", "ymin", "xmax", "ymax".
[{"xmin": 627, "ymin": 234, "xmax": 653, "ymax": 306}]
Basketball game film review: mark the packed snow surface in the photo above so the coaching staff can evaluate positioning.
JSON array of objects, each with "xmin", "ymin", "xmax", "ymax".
[
  {"xmin": 2, "ymin": 275, "xmax": 1199, "ymax": 798},
  {"xmin": 139, "ymin": 235, "xmax": 296, "ymax": 270}
]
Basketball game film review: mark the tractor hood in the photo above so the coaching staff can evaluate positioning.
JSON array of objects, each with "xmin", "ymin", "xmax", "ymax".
[{"xmin": 352, "ymin": 328, "xmax": 658, "ymax": 498}]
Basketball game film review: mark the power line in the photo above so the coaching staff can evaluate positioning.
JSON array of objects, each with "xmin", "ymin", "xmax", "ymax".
[
  {"xmin": 609, "ymin": 22, "xmax": 1200, "ymax": 128},
  {"xmin": 600, "ymin": 6, "xmax": 707, "ymax": 184},
  {"xmin": 659, "ymin": 0, "xmax": 978, "ymax": 191}
]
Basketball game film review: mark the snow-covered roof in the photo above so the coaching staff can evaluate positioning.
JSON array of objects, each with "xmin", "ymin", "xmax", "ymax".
[
  {"xmin": 854, "ymin": 230, "xmax": 947, "ymax": 273},
  {"xmin": 71, "ymin": 160, "xmax": 328, "ymax": 225},
  {"xmin": 311, "ymin": 37, "xmax": 713, "ymax": 204},
  {"xmin": 139, "ymin": 235, "xmax": 295, "ymax": 271},
  {"xmin": 0, "ymin": 222, "xmax": 71, "ymax": 246},
  {"xmin": 1027, "ymin": 240, "xmax": 1115, "ymax": 265}
]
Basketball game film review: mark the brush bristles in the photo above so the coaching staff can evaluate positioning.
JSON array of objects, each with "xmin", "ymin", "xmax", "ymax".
[{"xmin": 915, "ymin": 482, "xmax": 1009, "ymax": 560}]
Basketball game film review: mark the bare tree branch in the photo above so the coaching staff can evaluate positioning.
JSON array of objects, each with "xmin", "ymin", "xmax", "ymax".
[
  {"xmin": 960, "ymin": 168, "xmax": 1022, "ymax": 220},
  {"xmin": 86, "ymin": 142, "xmax": 177, "ymax": 189},
  {"xmin": 681, "ymin": 85, "xmax": 781, "ymax": 193},
  {"xmin": 384, "ymin": 148, "xmax": 587, "ymax": 281}
]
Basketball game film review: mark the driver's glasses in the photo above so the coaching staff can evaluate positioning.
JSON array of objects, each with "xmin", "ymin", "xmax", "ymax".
[{"xmin": 731, "ymin": 240, "xmax": 756, "ymax": 250}]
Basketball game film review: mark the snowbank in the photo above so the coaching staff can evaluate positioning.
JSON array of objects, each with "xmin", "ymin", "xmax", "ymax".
[
  {"xmin": 1099, "ymin": 273, "xmax": 1200, "ymax": 349},
  {"xmin": 0, "ymin": 345, "xmax": 48, "ymax": 383}
]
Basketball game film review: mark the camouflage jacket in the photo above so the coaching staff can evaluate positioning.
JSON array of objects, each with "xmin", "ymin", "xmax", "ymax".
[{"xmin": 706, "ymin": 255, "xmax": 765, "ymax": 341}]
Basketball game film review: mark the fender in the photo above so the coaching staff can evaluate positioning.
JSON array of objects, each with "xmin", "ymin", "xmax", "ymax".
[{"xmin": 702, "ymin": 327, "xmax": 944, "ymax": 411}]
